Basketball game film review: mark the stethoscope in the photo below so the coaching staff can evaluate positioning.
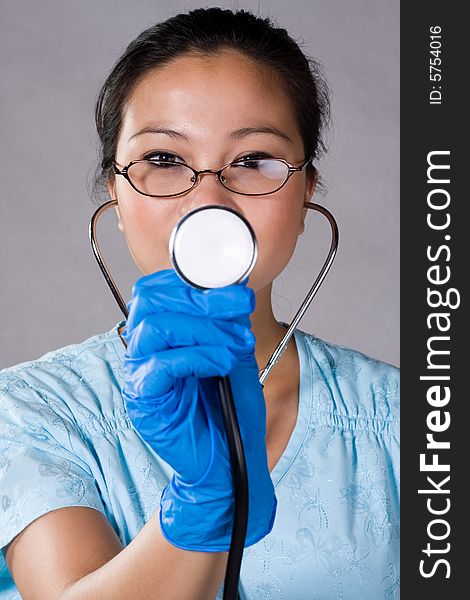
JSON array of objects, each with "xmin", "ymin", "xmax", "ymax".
[{"xmin": 89, "ymin": 199, "xmax": 338, "ymax": 600}]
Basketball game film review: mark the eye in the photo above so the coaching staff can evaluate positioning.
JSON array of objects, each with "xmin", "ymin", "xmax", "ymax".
[
  {"xmin": 232, "ymin": 153, "xmax": 273, "ymax": 169},
  {"xmin": 142, "ymin": 151, "xmax": 185, "ymax": 164}
]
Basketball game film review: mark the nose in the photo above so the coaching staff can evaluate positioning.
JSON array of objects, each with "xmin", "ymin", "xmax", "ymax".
[{"xmin": 179, "ymin": 168, "xmax": 240, "ymax": 218}]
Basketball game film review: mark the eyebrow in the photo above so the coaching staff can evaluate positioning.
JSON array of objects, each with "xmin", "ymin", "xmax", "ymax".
[
  {"xmin": 128, "ymin": 125, "xmax": 292, "ymax": 143},
  {"xmin": 230, "ymin": 126, "xmax": 292, "ymax": 143}
]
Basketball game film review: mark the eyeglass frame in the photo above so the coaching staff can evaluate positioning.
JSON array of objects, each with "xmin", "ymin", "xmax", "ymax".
[{"xmin": 112, "ymin": 156, "xmax": 313, "ymax": 198}]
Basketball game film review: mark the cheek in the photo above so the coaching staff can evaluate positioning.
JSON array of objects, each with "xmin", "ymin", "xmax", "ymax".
[
  {"xmin": 117, "ymin": 195, "xmax": 176, "ymax": 274},
  {"xmin": 246, "ymin": 196, "xmax": 304, "ymax": 292},
  {"xmin": 116, "ymin": 179, "xmax": 306, "ymax": 284}
]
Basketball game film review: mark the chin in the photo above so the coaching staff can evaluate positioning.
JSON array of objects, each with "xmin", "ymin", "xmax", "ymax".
[
  {"xmin": 248, "ymin": 258, "xmax": 288, "ymax": 294},
  {"xmin": 140, "ymin": 260, "xmax": 173, "ymax": 276}
]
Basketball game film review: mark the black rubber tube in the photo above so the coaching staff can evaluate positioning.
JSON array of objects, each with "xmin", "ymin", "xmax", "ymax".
[{"xmin": 217, "ymin": 374, "xmax": 248, "ymax": 600}]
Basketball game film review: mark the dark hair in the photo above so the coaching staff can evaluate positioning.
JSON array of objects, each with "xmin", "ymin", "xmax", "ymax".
[{"xmin": 90, "ymin": 7, "xmax": 331, "ymax": 204}]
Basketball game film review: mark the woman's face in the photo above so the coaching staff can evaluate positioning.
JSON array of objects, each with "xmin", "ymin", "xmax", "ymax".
[{"xmin": 110, "ymin": 49, "xmax": 315, "ymax": 294}]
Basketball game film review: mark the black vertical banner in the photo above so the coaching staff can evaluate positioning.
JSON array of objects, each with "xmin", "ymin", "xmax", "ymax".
[{"xmin": 401, "ymin": 3, "xmax": 466, "ymax": 597}]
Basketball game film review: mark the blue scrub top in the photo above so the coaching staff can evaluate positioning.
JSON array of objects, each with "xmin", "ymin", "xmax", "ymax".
[{"xmin": 0, "ymin": 321, "xmax": 399, "ymax": 599}]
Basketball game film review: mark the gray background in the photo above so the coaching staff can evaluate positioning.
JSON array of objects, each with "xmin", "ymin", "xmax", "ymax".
[{"xmin": 0, "ymin": 0, "xmax": 399, "ymax": 369}]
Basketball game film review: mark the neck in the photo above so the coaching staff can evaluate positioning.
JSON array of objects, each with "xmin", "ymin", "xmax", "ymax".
[{"xmin": 250, "ymin": 282, "xmax": 292, "ymax": 380}]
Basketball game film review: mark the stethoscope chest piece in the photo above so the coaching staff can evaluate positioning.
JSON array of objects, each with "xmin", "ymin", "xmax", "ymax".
[{"xmin": 168, "ymin": 205, "xmax": 258, "ymax": 289}]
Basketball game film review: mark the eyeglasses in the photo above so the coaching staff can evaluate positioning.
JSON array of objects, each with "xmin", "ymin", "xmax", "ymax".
[{"xmin": 112, "ymin": 156, "xmax": 312, "ymax": 198}]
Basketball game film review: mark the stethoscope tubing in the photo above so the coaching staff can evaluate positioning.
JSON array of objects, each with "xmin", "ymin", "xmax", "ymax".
[{"xmin": 89, "ymin": 199, "xmax": 338, "ymax": 600}]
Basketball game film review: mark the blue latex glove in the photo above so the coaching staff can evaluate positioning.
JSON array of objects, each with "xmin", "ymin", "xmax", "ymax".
[{"xmin": 121, "ymin": 268, "xmax": 277, "ymax": 552}]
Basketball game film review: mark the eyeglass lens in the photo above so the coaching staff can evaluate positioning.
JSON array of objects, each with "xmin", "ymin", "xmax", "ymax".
[{"xmin": 126, "ymin": 159, "xmax": 291, "ymax": 196}]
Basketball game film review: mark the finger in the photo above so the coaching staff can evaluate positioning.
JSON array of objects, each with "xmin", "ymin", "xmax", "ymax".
[
  {"xmin": 125, "ymin": 271, "xmax": 255, "ymax": 333},
  {"xmin": 126, "ymin": 283, "xmax": 255, "ymax": 333},
  {"xmin": 123, "ymin": 345, "xmax": 240, "ymax": 399},
  {"xmin": 125, "ymin": 313, "xmax": 256, "ymax": 357}
]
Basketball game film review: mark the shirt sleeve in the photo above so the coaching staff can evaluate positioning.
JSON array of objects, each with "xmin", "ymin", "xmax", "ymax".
[{"xmin": 0, "ymin": 370, "xmax": 107, "ymax": 551}]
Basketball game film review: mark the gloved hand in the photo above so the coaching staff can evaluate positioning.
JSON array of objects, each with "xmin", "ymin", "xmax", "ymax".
[{"xmin": 121, "ymin": 268, "xmax": 277, "ymax": 552}]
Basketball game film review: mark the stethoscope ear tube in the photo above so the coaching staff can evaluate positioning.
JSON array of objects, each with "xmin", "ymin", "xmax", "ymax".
[
  {"xmin": 259, "ymin": 201, "xmax": 339, "ymax": 385},
  {"xmin": 89, "ymin": 200, "xmax": 129, "ymax": 319},
  {"xmin": 89, "ymin": 199, "xmax": 339, "ymax": 600}
]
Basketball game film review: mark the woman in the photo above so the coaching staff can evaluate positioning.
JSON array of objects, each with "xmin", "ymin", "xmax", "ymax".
[{"xmin": 0, "ymin": 8, "xmax": 399, "ymax": 599}]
